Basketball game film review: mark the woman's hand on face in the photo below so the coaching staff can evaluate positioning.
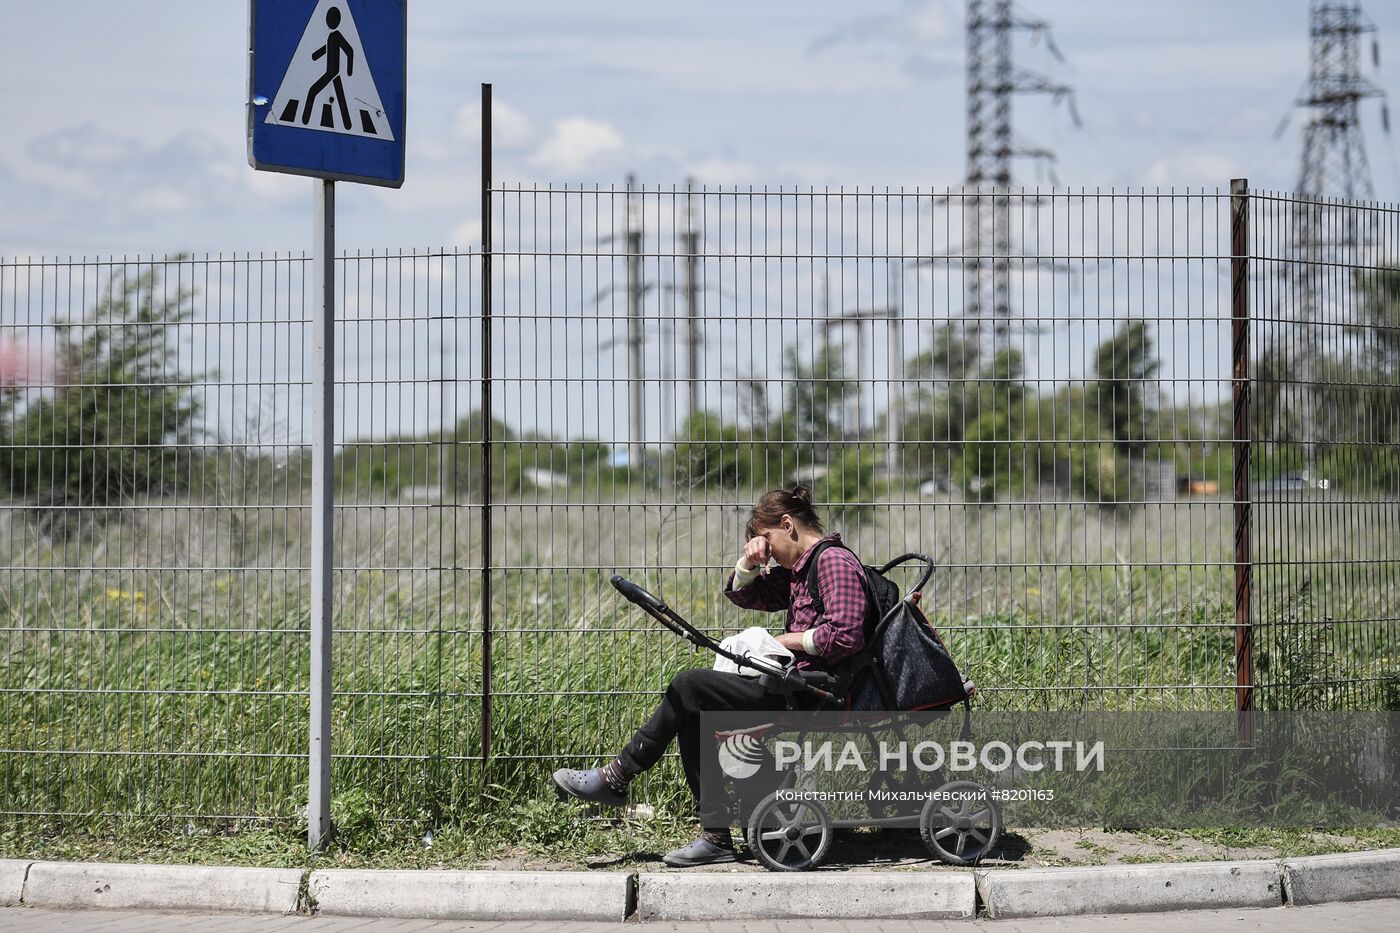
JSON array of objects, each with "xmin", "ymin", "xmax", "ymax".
[{"xmin": 742, "ymin": 536, "xmax": 771, "ymax": 570}]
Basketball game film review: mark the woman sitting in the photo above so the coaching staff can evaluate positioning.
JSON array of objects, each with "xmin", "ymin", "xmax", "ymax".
[{"xmin": 552, "ymin": 485, "xmax": 872, "ymax": 866}]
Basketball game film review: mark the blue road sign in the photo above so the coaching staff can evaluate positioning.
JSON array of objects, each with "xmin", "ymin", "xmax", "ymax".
[{"xmin": 248, "ymin": 0, "xmax": 406, "ymax": 187}]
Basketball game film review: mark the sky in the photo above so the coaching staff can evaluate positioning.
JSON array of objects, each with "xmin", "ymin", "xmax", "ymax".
[
  {"xmin": 1, "ymin": 1, "xmax": 1398, "ymax": 446},
  {"xmin": 2, "ymin": 0, "xmax": 1399, "ymax": 259}
]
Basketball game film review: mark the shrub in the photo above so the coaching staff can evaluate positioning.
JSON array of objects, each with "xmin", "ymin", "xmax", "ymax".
[
  {"xmin": 1022, "ymin": 389, "xmax": 1133, "ymax": 509},
  {"xmin": 1367, "ymin": 656, "xmax": 1400, "ymax": 712},
  {"xmin": 670, "ymin": 412, "xmax": 752, "ymax": 489},
  {"xmin": 955, "ymin": 411, "xmax": 1025, "ymax": 503},
  {"xmin": 2, "ymin": 261, "xmax": 203, "ymax": 532},
  {"xmin": 448, "ymin": 411, "xmax": 528, "ymax": 498},
  {"xmin": 822, "ymin": 444, "xmax": 885, "ymax": 523}
]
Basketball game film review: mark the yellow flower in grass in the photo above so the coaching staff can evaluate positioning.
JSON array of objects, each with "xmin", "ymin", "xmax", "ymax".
[{"xmin": 106, "ymin": 589, "xmax": 146, "ymax": 602}]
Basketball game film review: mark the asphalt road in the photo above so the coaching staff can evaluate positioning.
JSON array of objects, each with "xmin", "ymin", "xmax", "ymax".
[{"xmin": 3, "ymin": 900, "xmax": 1400, "ymax": 932}]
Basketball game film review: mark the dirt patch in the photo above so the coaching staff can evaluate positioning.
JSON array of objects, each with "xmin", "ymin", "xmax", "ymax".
[{"xmin": 439, "ymin": 826, "xmax": 1389, "ymax": 873}]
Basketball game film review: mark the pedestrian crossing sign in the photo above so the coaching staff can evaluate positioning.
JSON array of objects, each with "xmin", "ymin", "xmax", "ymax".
[{"xmin": 248, "ymin": 0, "xmax": 406, "ymax": 187}]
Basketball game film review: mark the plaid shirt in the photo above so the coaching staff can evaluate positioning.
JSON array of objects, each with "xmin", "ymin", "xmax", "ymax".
[{"xmin": 723, "ymin": 532, "xmax": 869, "ymax": 671}]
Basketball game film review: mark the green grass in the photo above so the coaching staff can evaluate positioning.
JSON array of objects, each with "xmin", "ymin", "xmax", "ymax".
[
  {"xmin": 0, "ymin": 490, "xmax": 1397, "ymax": 860},
  {"xmin": 3, "ymin": 815, "xmax": 1398, "ymax": 870},
  {"xmin": 0, "ymin": 800, "xmax": 700, "ymax": 869},
  {"xmin": 1, "ymin": 593, "xmax": 1391, "ymax": 828}
]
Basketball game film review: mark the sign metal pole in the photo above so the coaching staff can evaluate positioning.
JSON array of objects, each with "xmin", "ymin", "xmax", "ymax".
[
  {"xmin": 309, "ymin": 177, "xmax": 336, "ymax": 850},
  {"xmin": 249, "ymin": 0, "xmax": 404, "ymax": 851}
]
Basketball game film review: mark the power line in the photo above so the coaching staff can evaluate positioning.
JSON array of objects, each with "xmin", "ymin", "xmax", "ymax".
[
  {"xmin": 963, "ymin": 0, "xmax": 1077, "ymax": 356},
  {"xmin": 1287, "ymin": 1, "xmax": 1389, "ymax": 465}
]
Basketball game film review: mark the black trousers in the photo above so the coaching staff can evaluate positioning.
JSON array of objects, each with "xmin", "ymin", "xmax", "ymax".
[{"xmin": 618, "ymin": 668, "xmax": 788, "ymax": 827}]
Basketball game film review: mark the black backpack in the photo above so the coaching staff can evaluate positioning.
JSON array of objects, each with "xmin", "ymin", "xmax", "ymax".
[
  {"xmin": 796, "ymin": 539, "xmax": 901, "ymax": 633},
  {"xmin": 799, "ymin": 540, "xmax": 971, "ymax": 712}
]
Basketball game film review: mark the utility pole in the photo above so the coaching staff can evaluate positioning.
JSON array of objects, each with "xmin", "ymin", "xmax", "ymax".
[
  {"xmin": 682, "ymin": 178, "xmax": 702, "ymax": 425},
  {"xmin": 819, "ymin": 272, "xmax": 831, "ymax": 364},
  {"xmin": 608, "ymin": 179, "xmax": 708, "ymax": 462},
  {"xmin": 886, "ymin": 265, "xmax": 903, "ymax": 476},
  {"xmin": 822, "ymin": 313, "xmax": 872, "ymax": 439},
  {"xmin": 964, "ymin": 0, "xmax": 1074, "ymax": 358},
  {"xmin": 1288, "ymin": 1, "xmax": 1388, "ymax": 466},
  {"xmin": 824, "ymin": 264, "xmax": 903, "ymax": 450},
  {"xmin": 626, "ymin": 174, "xmax": 645, "ymax": 474}
]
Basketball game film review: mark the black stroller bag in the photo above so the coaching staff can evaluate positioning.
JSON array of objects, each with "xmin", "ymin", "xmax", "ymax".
[
  {"xmin": 846, "ymin": 599, "xmax": 969, "ymax": 711},
  {"xmin": 801, "ymin": 541, "xmax": 970, "ymax": 712}
]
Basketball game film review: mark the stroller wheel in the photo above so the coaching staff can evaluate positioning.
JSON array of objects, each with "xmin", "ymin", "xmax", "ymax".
[
  {"xmin": 746, "ymin": 793, "xmax": 833, "ymax": 872},
  {"xmin": 920, "ymin": 781, "xmax": 1001, "ymax": 866}
]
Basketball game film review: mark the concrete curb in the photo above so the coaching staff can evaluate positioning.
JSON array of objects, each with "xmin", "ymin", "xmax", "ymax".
[
  {"xmin": 1283, "ymin": 848, "xmax": 1400, "ymax": 906},
  {"xmin": 6, "ymin": 850, "xmax": 1400, "ymax": 920},
  {"xmin": 635, "ymin": 871, "xmax": 977, "ymax": 921},
  {"xmin": 975, "ymin": 860, "xmax": 1283, "ymax": 919},
  {"xmin": 0, "ymin": 861, "xmax": 29, "ymax": 907},
  {"xmin": 306, "ymin": 868, "xmax": 631, "ymax": 921},
  {"xmin": 21, "ymin": 861, "xmax": 302, "ymax": 914}
]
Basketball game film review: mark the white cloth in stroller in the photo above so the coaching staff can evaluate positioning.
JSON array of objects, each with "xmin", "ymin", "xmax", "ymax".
[{"xmin": 713, "ymin": 626, "xmax": 794, "ymax": 677}]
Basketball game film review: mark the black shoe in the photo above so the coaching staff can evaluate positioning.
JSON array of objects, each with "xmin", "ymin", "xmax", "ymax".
[
  {"xmin": 552, "ymin": 767, "xmax": 628, "ymax": 808},
  {"xmin": 662, "ymin": 832, "xmax": 738, "ymax": 867}
]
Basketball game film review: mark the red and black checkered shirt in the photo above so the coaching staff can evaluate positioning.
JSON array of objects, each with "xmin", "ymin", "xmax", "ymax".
[{"xmin": 723, "ymin": 532, "xmax": 869, "ymax": 671}]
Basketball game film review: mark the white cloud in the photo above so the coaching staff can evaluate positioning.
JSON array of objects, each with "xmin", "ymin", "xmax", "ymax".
[
  {"xmin": 133, "ymin": 188, "xmax": 190, "ymax": 213},
  {"xmin": 687, "ymin": 158, "xmax": 757, "ymax": 186},
  {"xmin": 35, "ymin": 125, "xmax": 140, "ymax": 168},
  {"xmin": 212, "ymin": 159, "xmax": 303, "ymax": 204},
  {"xmin": 413, "ymin": 139, "xmax": 453, "ymax": 162},
  {"xmin": 449, "ymin": 219, "xmax": 481, "ymax": 247},
  {"xmin": 455, "ymin": 99, "xmax": 535, "ymax": 148},
  {"xmin": 1075, "ymin": 38, "xmax": 1303, "ymax": 91},
  {"xmin": 810, "ymin": 0, "xmax": 956, "ymax": 53},
  {"xmin": 907, "ymin": 1, "xmax": 955, "ymax": 42},
  {"xmin": 1145, "ymin": 151, "xmax": 1241, "ymax": 187},
  {"xmin": 527, "ymin": 117, "xmax": 624, "ymax": 175},
  {"xmin": 445, "ymin": 218, "xmax": 508, "ymax": 250}
]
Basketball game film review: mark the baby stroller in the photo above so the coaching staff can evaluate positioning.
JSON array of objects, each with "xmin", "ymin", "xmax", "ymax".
[{"xmin": 610, "ymin": 553, "xmax": 1002, "ymax": 872}]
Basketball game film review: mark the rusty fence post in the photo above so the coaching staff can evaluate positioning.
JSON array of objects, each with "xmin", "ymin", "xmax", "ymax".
[
  {"xmin": 1230, "ymin": 178, "xmax": 1254, "ymax": 744},
  {"xmin": 480, "ymin": 83, "xmax": 494, "ymax": 777}
]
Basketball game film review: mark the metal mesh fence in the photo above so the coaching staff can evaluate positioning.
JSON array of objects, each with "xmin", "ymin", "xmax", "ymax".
[
  {"xmin": 1249, "ymin": 191, "xmax": 1400, "ymax": 711},
  {"xmin": 0, "ymin": 183, "xmax": 1396, "ymax": 825},
  {"xmin": 486, "ymin": 183, "xmax": 1243, "ymax": 747},
  {"xmin": 0, "ymin": 251, "xmax": 483, "ymax": 822}
]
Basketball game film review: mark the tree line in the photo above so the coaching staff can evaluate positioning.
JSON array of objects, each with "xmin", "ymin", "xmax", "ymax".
[{"xmin": 5, "ymin": 262, "xmax": 1398, "ymax": 536}]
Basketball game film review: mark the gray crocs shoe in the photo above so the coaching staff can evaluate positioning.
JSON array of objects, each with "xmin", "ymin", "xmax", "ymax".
[
  {"xmin": 662, "ymin": 833, "xmax": 738, "ymax": 867},
  {"xmin": 552, "ymin": 767, "xmax": 627, "ymax": 808}
]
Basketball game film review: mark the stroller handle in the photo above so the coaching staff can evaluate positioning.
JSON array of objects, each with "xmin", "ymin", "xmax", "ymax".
[
  {"xmin": 610, "ymin": 575, "xmax": 668, "ymax": 613},
  {"xmin": 608, "ymin": 573, "xmax": 838, "ymax": 703},
  {"xmin": 876, "ymin": 552, "xmax": 937, "ymax": 598}
]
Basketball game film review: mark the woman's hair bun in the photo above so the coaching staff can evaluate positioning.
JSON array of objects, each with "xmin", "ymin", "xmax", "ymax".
[{"xmin": 747, "ymin": 485, "xmax": 825, "ymax": 538}]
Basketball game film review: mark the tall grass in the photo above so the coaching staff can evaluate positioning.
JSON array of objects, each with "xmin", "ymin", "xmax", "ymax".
[{"xmin": 1, "ymin": 488, "xmax": 1396, "ymax": 831}]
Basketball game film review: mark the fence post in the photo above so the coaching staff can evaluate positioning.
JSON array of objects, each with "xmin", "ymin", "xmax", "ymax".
[
  {"xmin": 309, "ymin": 179, "xmax": 336, "ymax": 849},
  {"xmin": 1230, "ymin": 178, "xmax": 1254, "ymax": 735},
  {"xmin": 479, "ymin": 83, "xmax": 494, "ymax": 777}
]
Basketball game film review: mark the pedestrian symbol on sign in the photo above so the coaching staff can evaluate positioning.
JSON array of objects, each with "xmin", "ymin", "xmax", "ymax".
[
  {"xmin": 264, "ymin": 0, "xmax": 395, "ymax": 141},
  {"xmin": 302, "ymin": 7, "xmax": 354, "ymax": 129}
]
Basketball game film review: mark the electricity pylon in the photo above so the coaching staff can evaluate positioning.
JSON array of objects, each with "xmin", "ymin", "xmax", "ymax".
[
  {"xmin": 1285, "ymin": 1, "xmax": 1388, "ymax": 462},
  {"xmin": 963, "ymin": 0, "xmax": 1077, "ymax": 357}
]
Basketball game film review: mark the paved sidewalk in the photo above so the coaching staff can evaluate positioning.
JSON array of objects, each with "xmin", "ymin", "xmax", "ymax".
[{"xmin": 3, "ymin": 899, "xmax": 1400, "ymax": 932}]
